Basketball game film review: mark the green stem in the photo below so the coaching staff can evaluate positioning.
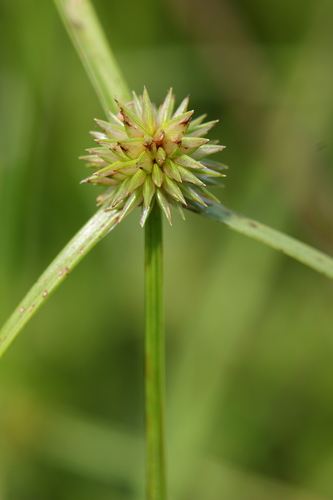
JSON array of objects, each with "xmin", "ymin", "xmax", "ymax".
[
  {"xmin": 53, "ymin": 0, "xmax": 131, "ymax": 113},
  {"xmin": 144, "ymin": 203, "xmax": 166, "ymax": 500}
]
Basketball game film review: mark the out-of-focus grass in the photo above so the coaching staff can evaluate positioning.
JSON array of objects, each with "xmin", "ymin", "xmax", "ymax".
[{"xmin": 1, "ymin": 0, "xmax": 333, "ymax": 499}]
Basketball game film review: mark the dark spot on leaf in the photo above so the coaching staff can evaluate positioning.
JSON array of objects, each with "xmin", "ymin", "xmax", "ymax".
[
  {"xmin": 154, "ymin": 131, "xmax": 165, "ymax": 148},
  {"xmin": 248, "ymin": 221, "xmax": 258, "ymax": 228},
  {"xmin": 59, "ymin": 267, "xmax": 69, "ymax": 277},
  {"xmin": 29, "ymin": 304, "xmax": 35, "ymax": 312},
  {"xmin": 181, "ymin": 117, "xmax": 192, "ymax": 126},
  {"xmin": 119, "ymin": 109, "xmax": 132, "ymax": 128},
  {"xmin": 118, "ymin": 142, "xmax": 129, "ymax": 152},
  {"xmin": 70, "ymin": 18, "xmax": 85, "ymax": 30}
]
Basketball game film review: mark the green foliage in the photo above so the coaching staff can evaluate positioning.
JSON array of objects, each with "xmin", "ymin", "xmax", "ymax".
[{"xmin": 1, "ymin": 0, "xmax": 333, "ymax": 499}]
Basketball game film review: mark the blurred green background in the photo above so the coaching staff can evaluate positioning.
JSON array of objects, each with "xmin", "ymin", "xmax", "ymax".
[{"xmin": 1, "ymin": 0, "xmax": 333, "ymax": 498}]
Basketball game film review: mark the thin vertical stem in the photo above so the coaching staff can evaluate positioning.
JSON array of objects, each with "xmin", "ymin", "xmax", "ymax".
[{"xmin": 145, "ymin": 203, "xmax": 166, "ymax": 500}]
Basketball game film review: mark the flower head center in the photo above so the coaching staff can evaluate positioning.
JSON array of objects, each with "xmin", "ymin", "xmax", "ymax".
[{"xmin": 80, "ymin": 88, "xmax": 226, "ymax": 226}]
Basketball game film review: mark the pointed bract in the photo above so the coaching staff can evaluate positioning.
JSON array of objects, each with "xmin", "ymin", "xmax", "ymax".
[
  {"xmin": 117, "ymin": 138, "xmax": 145, "ymax": 159},
  {"xmin": 191, "ymin": 144, "xmax": 226, "ymax": 160},
  {"xmin": 140, "ymin": 203, "xmax": 154, "ymax": 227},
  {"xmin": 179, "ymin": 137, "xmax": 209, "ymax": 152},
  {"xmin": 163, "ymin": 110, "xmax": 193, "ymax": 134},
  {"xmin": 117, "ymin": 102, "xmax": 150, "ymax": 138},
  {"xmin": 94, "ymin": 119, "xmax": 127, "ymax": 140},
  {"xmin": 126, "ymin": 169, "xmax": 146, "ymax": 195},
  {"xmin": 187, "ymin": 114, "xmax": 207, "ymax": 129},
  {"xmin": 157, "ymin": 89, "xmax": 175, "ymax": 126},
  {"xmin": 152, "ymin": 163, "xmax": 164, "ymax": 188},
  {"xmin": 142, "ymin": 86, "xmax": 155, "ymax": 134},
  {"xmin": 177, "ymin": 165, "xmax": 205, "ymax": 185},
  {"xmin": 118, "ymin": 189, "xmax": 143, "ymax": 222},
  {"xmin": 163, "ymin": 176, "xmax": 187, "ymax": 205},
  {"xmin": 173, "ymin": 154, "xmax": 204, "ymax": 170},
  {"xmin": 180, "ymin": 184, "xmax": 208, "ymax": 206},
  {"xmin": 155, "ymin": 147, "xmax": 166, "ymax": 166},
  {"xmin": 201, "ymin": 158, "xmax": 228, "ymax": 170},
  {"xmin": 186, "ymin": 120, "xmax": 219, "ymax": 137},
  {"xmin": 86, "ymin": 147, "xmax": 122, "ymax": 163},
  {"xmin": 173, "ymin": 95, "xmax": 190, "ymax": 118},
  {"xmin": 143, "ymin": 175, "xmax": 156, "ymax": 208},
  {"xmin": 92, "ymin": 160, "xmax": 123, "ymax": 176},
  {"xmin": 170, "ymin": 199, "xmax": 186, "ymax": 220},
  {"xmin": 196, "ymin": 186, "xmax": 221, "ymax": 203},
  {"xmin": 79, "ymin": 155, "xmax": 108, "ymax": 166},
  {"xmin": 106, "ymin": 110, "xmax": 124, "ymax": 127},
  {"xmin": 137, "ymin": 151, "xmax": 154, "ymax": 173},
  {"xmin": 156, "ymin": 189, "xmax": 172, "ymax": 225},
  {"xmin": 164, "ymin": 159, "xmax": 182, "ymax": 183},
  {"xmin": 90, "ymin": 131, "xmax": 108, "ymax": 141},
  {"xmin": 110, "ymin": 177, "xmax": 132, "ymax": 207}
]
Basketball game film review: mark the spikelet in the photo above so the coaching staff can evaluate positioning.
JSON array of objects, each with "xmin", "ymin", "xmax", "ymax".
[{"xmin": 81, "ymin": 87, "xmax": 226, "ymax": 226}]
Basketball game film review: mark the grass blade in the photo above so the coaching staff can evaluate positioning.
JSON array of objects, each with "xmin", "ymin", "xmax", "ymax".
[
  {"xmin": 202, "ymin": 202, "xmax": 333, "ymax": 280},
  {"xmin": 0, "ymin": 208, "xmax": 119, "ymax": 358},
  {"xmin": 53, "ymin": 0, "xmax": 131, "ymax": 113}
]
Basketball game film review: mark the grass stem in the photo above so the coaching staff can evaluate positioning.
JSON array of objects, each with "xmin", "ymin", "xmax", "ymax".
[
  {"xmin": 53, "ymin": 0, "xmax": 131, "ymax": 113},
  {"xmin": 144, "ymin": 203, "xmax": 166, "ymax": 500}
]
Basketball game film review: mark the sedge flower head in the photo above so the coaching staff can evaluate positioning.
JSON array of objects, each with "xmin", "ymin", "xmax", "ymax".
[{"xmin": 80, "ymin": 88, "xmax": 227, "ymax": 226}]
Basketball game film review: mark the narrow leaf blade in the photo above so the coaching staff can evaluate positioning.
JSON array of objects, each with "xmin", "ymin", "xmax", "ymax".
[
  {"xmin": 0, "ymin": 208, "xmax": 119, "ymax": 358},
  {"xmin": 202, "ymin": 202, "xmax": 333, "ymax": 280}
]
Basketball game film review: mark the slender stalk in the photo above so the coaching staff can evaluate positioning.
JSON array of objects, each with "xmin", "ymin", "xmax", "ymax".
[
  {"xmin": 144, "ymin": 203, "xmax": 166, "ymax": 500},
  {"xmin": 53, "ymin": 0, "xmax": 131, "ymax": 113}
]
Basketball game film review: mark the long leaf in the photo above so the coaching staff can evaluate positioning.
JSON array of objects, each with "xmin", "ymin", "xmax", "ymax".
[
  {"xmin": 0, "ymin": 208, "xmax": 119, "ymax": 358},
  {"xmin": 202, "ymin": 202, "xmax": 333, "ymax": 279},
  {"xmin": 53, "ymin": 0, "xmax": 131, "ymax": 113}
]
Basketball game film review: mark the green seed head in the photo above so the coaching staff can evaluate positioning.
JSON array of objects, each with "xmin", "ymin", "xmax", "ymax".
[{"xmin": 80, "ymin": 87, "xmax": 227, "ymax": 226}]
